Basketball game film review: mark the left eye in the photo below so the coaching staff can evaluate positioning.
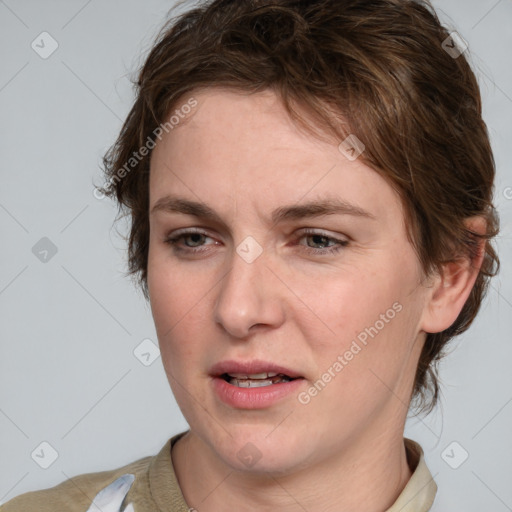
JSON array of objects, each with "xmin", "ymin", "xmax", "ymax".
[{"xmin": 296, "ymin": 230, "xmax": 349, "ymax": 255}]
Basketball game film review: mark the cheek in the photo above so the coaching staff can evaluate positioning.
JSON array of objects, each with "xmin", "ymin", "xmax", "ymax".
[
  {"xmin": 147, "ymin": 253, "xmax": 208, "ymax": 365},
  {"xmin": 299, "ymin": 258, "xmax": 423, "ymax": 392},
  {"xmin": 295, "ymin": 263, "xmax": 408, "ymax": 347},
  {"xmin": 147, "ymin": 261, "xmax": 215, "ymax": 414}
]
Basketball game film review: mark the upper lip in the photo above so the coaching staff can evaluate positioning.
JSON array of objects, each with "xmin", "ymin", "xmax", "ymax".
[{"xmin": 210, "ymin": 359, "xmax": 303, "ymax": 379}]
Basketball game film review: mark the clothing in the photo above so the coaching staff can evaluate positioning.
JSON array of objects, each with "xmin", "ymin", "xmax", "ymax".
[{"xmin": 1, "ymin": 432, "xmax": 437, "ymax": 511}]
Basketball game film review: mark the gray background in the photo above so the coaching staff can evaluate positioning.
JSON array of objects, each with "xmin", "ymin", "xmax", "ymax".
[{"xmin": 0, "ymin": 0, "xmax": 510, "ymax": 509}]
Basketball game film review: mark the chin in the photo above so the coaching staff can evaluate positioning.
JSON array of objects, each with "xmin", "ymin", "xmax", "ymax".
[{"xmin": 207, "ymin": 424, "xmax": 315, "ymax": 475}]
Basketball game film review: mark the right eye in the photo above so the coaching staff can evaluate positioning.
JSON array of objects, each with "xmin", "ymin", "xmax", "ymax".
[{"xmin": 164, "ymin": 229, "xmax": 219, "ymax": 254}]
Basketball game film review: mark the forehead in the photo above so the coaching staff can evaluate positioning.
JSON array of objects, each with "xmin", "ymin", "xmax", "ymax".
[
  {"xmin": 162, "ymin": 88, "xmax": 332, "ymax": 159},
  {"xmin": 148, "ymin": 88, "xmax": 404, "ymax": 227}
]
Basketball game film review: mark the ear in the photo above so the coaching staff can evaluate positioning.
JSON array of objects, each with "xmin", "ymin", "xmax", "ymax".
[{"xmin": 420, "ymin": 216, "xmax": 487, "ymax": 334}]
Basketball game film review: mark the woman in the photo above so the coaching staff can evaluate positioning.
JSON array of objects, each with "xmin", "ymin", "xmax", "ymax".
[{"xmin": 3, "ymin": 0, "xmax": 499, "ymax": 510}]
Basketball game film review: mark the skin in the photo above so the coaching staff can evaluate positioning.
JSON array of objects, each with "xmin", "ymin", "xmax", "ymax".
[{"xmin": 147, "ymin": 88, "xmax": 484, "ymax": 511}]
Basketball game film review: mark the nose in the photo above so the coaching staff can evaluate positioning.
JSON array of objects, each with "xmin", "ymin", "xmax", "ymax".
[{"xmin": 213, "ymin": 245, "xmax": 286, "ymax": 339}]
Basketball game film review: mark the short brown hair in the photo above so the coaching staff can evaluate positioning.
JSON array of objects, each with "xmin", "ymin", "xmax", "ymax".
[{"xmin": 99, "ymin": 0, "xmax": 499, "ymax": 414}]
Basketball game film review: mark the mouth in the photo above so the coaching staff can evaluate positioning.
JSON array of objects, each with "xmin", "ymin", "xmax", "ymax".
[
  {"xmin": 220, "ymin": 372, "xmax": 298, "ymax": 388},
  {"xmin": 210, "ymin": 359, "xmax": 304, "ymax": 384},
  {"xmin": 209, "ymin": 360, "xmax": 305, "ymax": 408}
]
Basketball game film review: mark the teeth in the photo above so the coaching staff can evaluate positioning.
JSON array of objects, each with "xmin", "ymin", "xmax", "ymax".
[
  {"xmin": 228, "ymin": 372, "xmax": 279, "ymax": 379},
  {"xmin": 234, "ymin": 379, "xmax": 275, "ymax": 388},
  {"xmin": 227, "ymin": 375, "xmax": 291, "ymax": 387}
]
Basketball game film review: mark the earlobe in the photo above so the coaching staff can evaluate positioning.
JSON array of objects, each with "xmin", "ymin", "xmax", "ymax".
[{"xmin": 420, "ymin": 217, "xmax": 487, "ymax": 334}]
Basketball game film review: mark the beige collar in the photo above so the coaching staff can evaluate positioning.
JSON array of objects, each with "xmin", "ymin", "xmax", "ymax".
[{"xmin": 386, "ymin": 438, "xmax": 438, "ymax": 511}]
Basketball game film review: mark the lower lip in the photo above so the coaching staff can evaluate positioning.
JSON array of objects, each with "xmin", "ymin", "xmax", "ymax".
[{"xmin": 211, "ymin": 376, "xmax": 304, "ymax": 409}]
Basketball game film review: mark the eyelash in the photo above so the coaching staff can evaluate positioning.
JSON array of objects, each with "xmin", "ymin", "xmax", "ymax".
[{"xmin": 163, "ymin": 228, "xmax": 349, "ymax": 256}]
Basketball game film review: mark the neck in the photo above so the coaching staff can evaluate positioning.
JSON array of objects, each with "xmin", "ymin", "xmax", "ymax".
[{"xmin": 172, "ymin": 423, "xmax": 413, "ymax": 512}]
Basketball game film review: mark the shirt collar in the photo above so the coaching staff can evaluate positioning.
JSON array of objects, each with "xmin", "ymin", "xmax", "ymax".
[{"xmin": 385, "ymin": 438, "xmax": 438, "ymax": 511}]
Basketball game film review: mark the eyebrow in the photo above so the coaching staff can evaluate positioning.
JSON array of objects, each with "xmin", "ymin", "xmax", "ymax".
[{"xmin": 150, "ymin": 195, "xmax": 376, "ymax": 224}]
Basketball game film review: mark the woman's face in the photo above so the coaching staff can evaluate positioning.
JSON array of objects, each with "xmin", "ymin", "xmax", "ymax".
[{"xmin": 147, "ymin": 88, "xmax": 432, "ymax": 473}]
